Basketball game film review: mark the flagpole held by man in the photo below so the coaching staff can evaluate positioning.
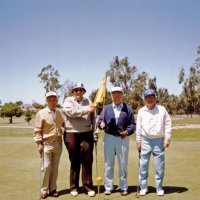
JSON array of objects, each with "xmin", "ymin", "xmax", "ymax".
[
  {"xmin": 92, "ymin": 75, "xmax": 107, "ymax": 200},
  {"xmin": 62, "ymin": 82, "xmax": 96, "ymax": 197}
]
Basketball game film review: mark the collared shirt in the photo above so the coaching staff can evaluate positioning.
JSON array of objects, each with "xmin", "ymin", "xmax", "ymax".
[
  {"xmin": 46, "ymin": 107, "xmax": 56, "ymax": 121},
  {"xmin": 146, "ymin": 106, "xmax": 158, "ymax": 136},
  {"xmin": 112, "ymin": 102, "xmax": 123, "ymax": 124},
  {"xmin": 136, "ymin": 104, "xmax": 172, "ymax": 142}
]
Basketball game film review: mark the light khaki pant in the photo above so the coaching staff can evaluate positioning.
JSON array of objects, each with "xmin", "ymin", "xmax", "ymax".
[{"xmin": 41, "ymin": 139, "xmax": 62, "ymax": 193}]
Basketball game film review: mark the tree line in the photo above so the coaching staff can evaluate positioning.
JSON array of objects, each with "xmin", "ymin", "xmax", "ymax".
[
  {"xmin": 1, "ymin": 46, "xmax": 199, "ymax": 123},
  {"xmin": 38, "ymin": 46, "xmax": 199, "ymax": 116}
]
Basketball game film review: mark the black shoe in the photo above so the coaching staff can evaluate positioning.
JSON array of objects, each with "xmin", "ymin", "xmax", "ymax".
[{"xmin": 49, "ymin": 190, "xmax": 59, "ymax": 197}]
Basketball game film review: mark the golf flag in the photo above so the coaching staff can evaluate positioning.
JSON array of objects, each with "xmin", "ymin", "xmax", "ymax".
[{"xmin": 93, "ymin": 75, "xmax": 107, "ymax": 106}]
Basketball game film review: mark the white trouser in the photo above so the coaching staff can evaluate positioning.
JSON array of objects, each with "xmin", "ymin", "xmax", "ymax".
[
  {"xmin": 103, "ymin": 133, "xmax": 129, "ymax": 191},
  {"xmin": 41, "ymin": 139, "xmax": 62, "ymax": 193}
]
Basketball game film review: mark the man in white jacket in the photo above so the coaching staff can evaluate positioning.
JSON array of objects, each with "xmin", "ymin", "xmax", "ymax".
[{"xmin": 136, "ymin": 89, "xmax": 171, "ymax": 196}]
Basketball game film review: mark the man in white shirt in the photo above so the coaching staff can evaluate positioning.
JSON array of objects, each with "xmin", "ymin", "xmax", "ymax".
[{"xmin": 136, "ymin": 89, "xmax": 171, "ymax": 196}]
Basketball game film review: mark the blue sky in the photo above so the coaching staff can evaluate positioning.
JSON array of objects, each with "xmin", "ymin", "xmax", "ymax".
[{"xmin": 0, "ymin": 0, "xmax": 200, "ymax": 104}]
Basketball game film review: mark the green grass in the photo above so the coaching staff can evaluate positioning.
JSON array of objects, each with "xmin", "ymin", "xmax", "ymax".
[
  {"xmin": 0, "ymin": 137, "xmax": 200, "ymax": 200},
  {"xmin": 0, "ymin": 116, "xmax": 200, "ymax": 199},
  {"xmin": 172, "ymin": 115, "xmax": 200, "ymax": 126},
  {"xmin": 1, "ymin": 115, "xmax": 200, "ymax": 128},
  {"xmin": 0, "ymin": 128, "xmax": 33, "ymax": 137},
  {"xmin": 0, "ymin": 115, "xmax": 200, "ymax": 126},
  {"xmin": 0, "ymin": 127, "xmax": 200, "ymax": 141},
  {"xmin": 1, "ymin": 128, "xmax": 200, "ymax": 141},
  {"xmin": 172, "ymin": 129, "xmax": 200, "ymax": 141}
]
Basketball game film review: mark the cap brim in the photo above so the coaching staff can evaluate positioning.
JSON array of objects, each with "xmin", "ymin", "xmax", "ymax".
[
  {"xmin": 111, "ymin": 90, "xmax": 123, "ymax": 93},
  {"xmin": 46, "ymin": 95, "xmax": 57, "ymax": 98},
  {"xmin": 144, "ymin": 94, "xmax": 155, "ymax": 98}
]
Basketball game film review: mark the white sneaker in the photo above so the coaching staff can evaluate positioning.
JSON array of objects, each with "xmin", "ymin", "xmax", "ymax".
[
  {"xmin": 70, "ymin": 190, "xmax": 78, "ymax": 197},
  {"xmin": 104, "ymin": 190, "xmax": 112, "ymax": 195},
  {"xmin": 157, "ymin": 189, "xmax": 164, "ymax": 196},
  {"xmin": 88, "ymin": 190, "xmax": 95, "ymax": 197},
  {"xmin": 139, "ymin": 188, "xmax": 148, "ymax": 196}
]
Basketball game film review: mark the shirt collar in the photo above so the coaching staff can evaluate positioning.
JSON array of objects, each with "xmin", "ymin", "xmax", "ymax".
[
  {"xmin": 144, "ymin": 104, "xmax": 157, "ymax": 111},
  {"xmin": 46, "ymin": 107, "xmax": 57, "ymax": 113},
  {"xmin": 72, "ymin": 96, "xmax": 86, "ymax": 104},
  {"xmin": 112, "ymin": 102, "xmax": 123, "ymax": 109}
]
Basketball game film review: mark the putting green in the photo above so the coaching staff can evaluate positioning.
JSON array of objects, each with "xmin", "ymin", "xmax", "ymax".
[{"xmin": 0, "ymin": 134, "xmax": 200, "ymax": 200}]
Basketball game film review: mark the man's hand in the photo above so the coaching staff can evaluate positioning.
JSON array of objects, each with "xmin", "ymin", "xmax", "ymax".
[
  {"xmin": 37, "ymin": 143, "xmax": 44, "ymax": 157},
  {"xmin": 100, "ymin": 121, "xmax": 106, "ymax": 129},
  {"xmin": 90, "ymin": 105, "xmax": 96, "ymax": 113},
  {"xmin": 136, "ymin": 142, "xmax": 141, "ymax": 153},
  {"xmin": 164, "ymin": 139, "xmax": 170, "ymax": 148},
  {"xmin": 120, "ymin": 130, "xmax": 128, "ymax": 138}
]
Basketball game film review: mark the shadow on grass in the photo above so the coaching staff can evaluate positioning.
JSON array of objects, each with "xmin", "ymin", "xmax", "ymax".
[
  {"xmin": 58, "ymin": 185, "xmax": 188, "ymax": 196},
  {"xmin": 58, "ymin": 188, "xmax": 71, "ymax": 196},
  {"xmin": 58, "ymin": 185, "xmax": 119, "ymax": 196},
  {"xmin": 163, "ymin": 186, "xmax": 188, "ymax": 194},
  {"xmin": 129, "ymin": 185, "xmax": 188, "ymax": 194}
]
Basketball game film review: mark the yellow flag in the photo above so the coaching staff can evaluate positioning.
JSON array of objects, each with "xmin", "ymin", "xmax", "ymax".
[{"xmin": 93, "ymin": 75, "xmax": 107, "ymax": 106}]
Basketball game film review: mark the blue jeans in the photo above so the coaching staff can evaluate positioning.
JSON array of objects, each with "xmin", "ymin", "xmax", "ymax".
[{"xmin": 139, "ymin": 137, "xmax": 165, "ymax": 191}]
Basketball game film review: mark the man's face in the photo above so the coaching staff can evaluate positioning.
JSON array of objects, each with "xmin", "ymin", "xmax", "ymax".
[
  {"xmin": 47, "ymin": 96, "xmax": 58, "ymax": 110},
  {"xmin": 111, "ymin": 91, "xmax": 123, "ymax": 105},
  {"xmin": 72, "ymin": 88, "xmax": 85, "ymax": 102},
  {"xmin": 144, "ymin": 95, "xmax": 156, "ymax": 106}
]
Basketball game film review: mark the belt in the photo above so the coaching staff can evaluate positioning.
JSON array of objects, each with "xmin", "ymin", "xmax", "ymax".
[
  {"xmin": 106, "ymin": 132, "xmax": 121, "ymax": 137},
  {"xmin": 141, "ymin": 135, "xmax": 164, "ymax": 140}
]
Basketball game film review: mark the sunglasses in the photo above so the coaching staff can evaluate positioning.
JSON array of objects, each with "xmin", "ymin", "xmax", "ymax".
[{"xmin": 74, "ymin": 88, "xmax": 84, "ymax": 92}]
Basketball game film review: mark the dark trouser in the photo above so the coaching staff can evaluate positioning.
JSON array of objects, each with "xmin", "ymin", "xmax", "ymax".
[{"xmin": 64, "ymin": 131, "xmax": 94, "ymax": 192}]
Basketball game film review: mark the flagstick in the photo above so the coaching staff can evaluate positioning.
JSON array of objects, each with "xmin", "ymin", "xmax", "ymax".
[
  {"xmin": 92, "ymin": 75, "xmax": 107, "ymax": 200},
  {"xmin": 97, "ymin": 97, "xmax": 106, "ymax": 200},
  {"xmin": 96, "ymin": 130, "xmax": 102, "ymax": 200},
  {"xmin": 95, "ymin": 141, "xmax": 101, "ymax": 200},
  {"xmin": 94, "ymin": 109, "xmax": 101, "ymax": 200}
]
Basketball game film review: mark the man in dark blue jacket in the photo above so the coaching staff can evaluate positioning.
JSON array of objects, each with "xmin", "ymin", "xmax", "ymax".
[{"xmin": 98, "ymin": 86, "xmax": 136, "ymax": 196}]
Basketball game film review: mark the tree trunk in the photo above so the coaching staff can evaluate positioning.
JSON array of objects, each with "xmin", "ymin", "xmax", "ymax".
[{"xmin": 9, "ymin": 116, "xmax": 13, "ymax": 124}]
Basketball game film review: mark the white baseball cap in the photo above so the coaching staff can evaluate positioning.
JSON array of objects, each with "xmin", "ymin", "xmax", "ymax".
[
  {"xmin": 111, "ymin": 86, "xmax": 123, "ymax": 93},
  {"xmin": 45, "ymin": 91, "xmax": 58, "ymax": 98}
]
